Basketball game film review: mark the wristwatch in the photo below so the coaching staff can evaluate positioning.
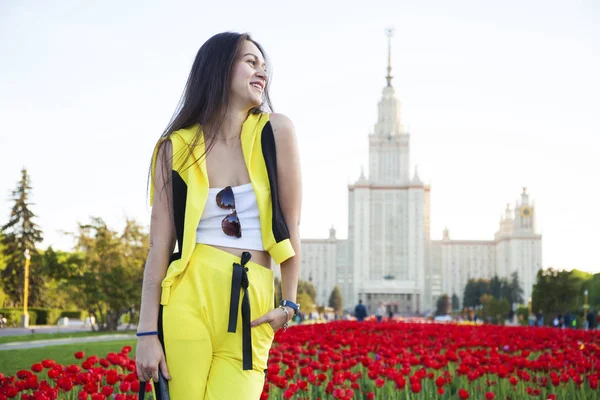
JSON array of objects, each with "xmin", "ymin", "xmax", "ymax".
[{"xmin": 280, "ymin": 300, "xmax": 300, "ymax": 317}]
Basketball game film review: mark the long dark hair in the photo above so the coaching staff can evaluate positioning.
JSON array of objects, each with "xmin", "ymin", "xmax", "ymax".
[{"xmin": 148, "ymin": 32, "xmax": 273, "ymax": 207}]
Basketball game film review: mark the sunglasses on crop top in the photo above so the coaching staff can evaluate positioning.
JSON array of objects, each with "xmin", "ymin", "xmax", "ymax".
[{"xmin": 216, "ymin": 186, "xmax": 242, "ymax": 238}]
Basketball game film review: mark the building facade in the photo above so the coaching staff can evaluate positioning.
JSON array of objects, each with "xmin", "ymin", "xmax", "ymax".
[{"xmin": 298, "ymin": 33, "xmax": 542, "ymax": 315}]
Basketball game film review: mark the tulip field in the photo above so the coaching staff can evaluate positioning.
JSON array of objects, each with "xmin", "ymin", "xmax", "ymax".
[{"xmin": 2, "ymin": 319, "xmax": 600, "ymax": 399}]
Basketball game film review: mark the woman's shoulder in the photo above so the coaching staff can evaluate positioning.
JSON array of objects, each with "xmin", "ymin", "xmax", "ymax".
[
  {"xmin": 268, "ymin": 113, "xmax": 296, "ymax": 142},
  {"xmin": 268, "ymin": 113, "xmax": 294, "ymax": 131}
]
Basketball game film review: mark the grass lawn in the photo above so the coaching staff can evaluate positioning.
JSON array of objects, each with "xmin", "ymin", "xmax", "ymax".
[
  {"xmin": 0, "ymin": 340, "xmax": 136, "ymax": 377},
  {"xmin": 0, "ymin": 330, "xmax": 136, "ymax": 345}
]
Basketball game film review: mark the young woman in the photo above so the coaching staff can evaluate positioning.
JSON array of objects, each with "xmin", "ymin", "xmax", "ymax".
[{"xmin": 135, "ymin": 32, "xmax": 302, "ymax": 399}]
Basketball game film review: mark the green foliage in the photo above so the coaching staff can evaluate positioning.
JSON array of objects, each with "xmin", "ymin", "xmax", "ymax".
[
  {"xmin": 586, "ymin": 273, "xmax": 600, "ymax": 310},
  {"xmin": 436, "ymin": 294, "xmax": 451, "ymax": 316},
  {"xmin": 59, "ymin": 310, "xmax": 87, "ymax": 320},
  {"xmin": 516, "ymin": 306, "xmax": 529, "ymax": 326},
  {"xmin": 463, "ymin": 279, "xmax": 490, "ymax": 308},
  {"xmin": 507, "ymin": 271, "xmax": 525, "ymax": 306},
  {"xmin": 0, "ymin": 339, "xmax": 136, "ymax": 377},
  {"xmin": 463, "ymin": 273, "xmax": 523, "ymax": 318},
  {"xmin": 296, "ymin": 291, "xmax": 315, "ymax": 313},
  {"xmin": 490, "ymin": 276, "xmax": 503, "ymax": 299},
  {"xmin": 328, "ymin": 285, "xmax": 343, "ymax": 313},
  {"xmin": 0, "ymin": 307, "xmax": 85, "ymax": 326},
  {"xmin": 480, "ymin": 294, "xmax": 510, "ymax": 324},
  {"xmin": 451, "ymin": 293, "xmax": 460, "ymax": 312},
  {"xmin": 273, "ymin": 276, "xmax": 283, "ymax": 309},
  {"xmin": 532, "ymin": 268, "xmax": 586, "ymax": 319},
  {"xmin": 64, "ymin": 217, "xmax": 149, "ymax": 331},
  {"xmin": 298, "ymin": 280, "xmax": 317, "ymax": 305},
  {"xmin": 0, "ymin": 286, "xmax": 6, "ymax": 309},
  {"xmin": 1, "ymin": 168, "xmax": 44, "ymax": 307},
  {"xmin": 0, "ymin": 308, "xmax": 38, "ymax": 326}
]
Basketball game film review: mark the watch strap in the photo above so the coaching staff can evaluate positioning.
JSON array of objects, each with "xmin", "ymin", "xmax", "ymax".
[{"xmin": 280, "ymin": 300, "xmax": 300, "ymax": 316}]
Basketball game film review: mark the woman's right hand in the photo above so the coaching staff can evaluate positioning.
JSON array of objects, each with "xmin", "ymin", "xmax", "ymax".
[{"xmin": 135, "ymin": 335, "xmax": 171, "ymax": 382}]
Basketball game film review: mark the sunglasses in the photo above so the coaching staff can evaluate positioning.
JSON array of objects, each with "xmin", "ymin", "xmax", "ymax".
[{"xmin": 216, "ymin": 186, "xmax": 242, "ymax": 238}]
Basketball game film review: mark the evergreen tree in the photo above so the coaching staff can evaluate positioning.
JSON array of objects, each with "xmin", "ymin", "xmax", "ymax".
[
  {"xmin": 328, "ymin": 285, "xmax": 343, "ymax": 313},
  {"xmin": 463, "ymin": 279, "xmax": 490, "ymax": 308},
  {"xmin": 451, "ymin": 293, "xmax": 460, "ymax": 311},
  {"xmin": 1, "ymin": 168, "xmax": 43, "ymax": 306},
  {"xmin": 490, "ymin": 275, "xmax": 503, "ymax": 299},
  {"xmin": 506, "ymin": 271, "xmax": 524, "ymax": 305}
]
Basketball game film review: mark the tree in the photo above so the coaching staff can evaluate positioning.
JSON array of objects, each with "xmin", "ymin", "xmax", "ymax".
[
  {"xmin": 65, "ymin": 217, "xmax": 148, "ymax": 331},
  {"xmin": 328, "ymin": 285, "xmax": 343, "ymax": 314},
  {"xmin": 532, "ymin": 268, "xmax": 583, "ymax": 319},
  {"xmin": 586, "ymin": 273, "xmax": 600, "ymax": 310},
  {"xmin": 296, "ymin": 291, "xmax": 314, "ymax": 315},
  {"xmin": 480, "ymin": 294, "xmax": 510, "ymax": 324},
  {"xmin": 506, "ymin": 271, "xmax": 524, "ymax": 306},
  {"xmin": 273, "ymin": 276, "xmax": 283, "ymax": 308},
  {"xmin": 298, "ymin": 280, "xmax": 317, "ymax": 305},
  {"xmin": 463, "ymin": 279, "xmax": 490, "ymax": 308},
  {"xmin": 451, "ymin": 293, "xmax": 460, "ymax": 312},
  {"xmin": 490, "ymin": 275, "xmax": 503, "ymax": 299},
  {"xmin": 436, "ymin": 294, "xmax": 451, "ymax": 316},
  {"xmin": 38, "ymin": 246, "xmax": 84, "ymax": 309},
  {"xmin": 1, "ymin": 168, "xmax": 44, "ymax": 306}
]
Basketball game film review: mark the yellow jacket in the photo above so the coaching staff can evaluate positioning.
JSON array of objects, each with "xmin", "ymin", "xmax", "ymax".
[{"xmin": 150, "ymin": 113, "xmax": 295, "ymax": 305}]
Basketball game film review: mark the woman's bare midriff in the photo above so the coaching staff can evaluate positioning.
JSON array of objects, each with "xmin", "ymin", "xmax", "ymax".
[{"xmin": 210, "ymin": 245, "xmax": 272, "ymax": 269}]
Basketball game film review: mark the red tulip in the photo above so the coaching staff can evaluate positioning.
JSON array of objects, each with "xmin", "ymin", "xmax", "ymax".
[
  {"xmin": 31, "ymin": 364, "xmax": 43, "ymax": 373},
  {"xmin": 410, "ymin": 381, "xmax": 421, "ymax": 393},
  {"xmin": 119, "ymin": 381, "xmax": 131, "ymax": 392},
  {"xmin": 74, "ymin": 352, "xmax": 85, "ymax": 360},
  {"xmin": 101, "ymin": 386, "xmax": 113, "ymax": 396}
]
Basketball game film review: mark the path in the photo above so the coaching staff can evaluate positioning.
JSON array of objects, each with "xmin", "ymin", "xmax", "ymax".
[{"xmin": 0, "ymin": 334, "xmax": 136, "ymax": 350}]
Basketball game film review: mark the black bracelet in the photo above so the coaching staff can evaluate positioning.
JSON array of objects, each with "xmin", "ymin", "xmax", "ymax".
[{"xmin": 136, "ymin": 331, "xmax": 159, "ymax": 337}]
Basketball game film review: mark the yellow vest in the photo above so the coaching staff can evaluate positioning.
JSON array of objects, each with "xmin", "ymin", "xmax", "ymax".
[{"xmin": 150, "ymin": 113, "xmax": 295, "ymax": 305}]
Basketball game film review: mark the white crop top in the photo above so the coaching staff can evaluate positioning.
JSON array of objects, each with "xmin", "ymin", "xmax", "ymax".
[{"xmin": 196, "ymin": 183, "xmax": 264, "ymax": 251}]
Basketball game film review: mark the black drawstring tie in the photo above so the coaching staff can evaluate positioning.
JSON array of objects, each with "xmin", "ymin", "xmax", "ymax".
[{"xmin": 228, "ymin": 251, "xmax": 253, "ymax": 370}]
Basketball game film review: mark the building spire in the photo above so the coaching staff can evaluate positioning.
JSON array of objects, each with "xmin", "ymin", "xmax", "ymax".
[{"xmin": 385, "ymin": 27, "xmax": 395, "ymax": 87}]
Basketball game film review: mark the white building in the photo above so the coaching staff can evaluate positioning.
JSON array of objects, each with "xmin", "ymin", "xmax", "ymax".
[{"xmin": 298, "ymin": 32, "xmax": 542, "ymax": 315}]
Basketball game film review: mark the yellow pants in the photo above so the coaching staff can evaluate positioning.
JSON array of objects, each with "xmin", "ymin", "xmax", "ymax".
[{"xmin": 159, "ymin": 244, "xmax": 276, "ymax": 399}]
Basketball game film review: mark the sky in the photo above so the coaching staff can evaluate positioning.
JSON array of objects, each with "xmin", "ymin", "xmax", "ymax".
[{"xmin": 1, "ymin": 0, "xmax": 599, "ymax": 273}]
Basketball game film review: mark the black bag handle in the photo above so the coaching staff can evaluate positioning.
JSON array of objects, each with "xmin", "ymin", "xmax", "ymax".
[{"xmin": 138, "ymin": 370, "xmax": 170, "ymax": 400}]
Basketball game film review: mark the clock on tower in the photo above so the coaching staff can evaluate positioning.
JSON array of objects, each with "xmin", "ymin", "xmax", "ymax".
[{"xmin": 520, "ymin": 206, "xmax": 533, "ymax": 218}]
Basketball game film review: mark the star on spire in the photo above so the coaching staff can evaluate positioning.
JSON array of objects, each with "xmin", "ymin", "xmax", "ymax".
[{"xmin": 385, "ymin": 27, "xmax": 395, "ymax": 87}]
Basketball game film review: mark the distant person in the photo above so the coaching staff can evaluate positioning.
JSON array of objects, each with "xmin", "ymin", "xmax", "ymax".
[
  {"xmin": 375, "ymin": 303, "xmax": 386, "ymax": 322},
  {"xmin": 558, "ymin": 313, "xmax": 564, "ymax": 328},
  {"xmin": 388, "ymin": 308, "xmax": 394, "ymax": 321},
  {"xmin": 587, "ymin": 310, "xmax": 595, "ymax": 330},
  {"xmin": 564, "ymin": 312, "xmax": 572, "ymax": 329},
  {"xmin": 536, "ymin": 310, "xmax": 544, "ymax": 327},
  {"xmin": 355, "ymin": 300, "xmax": 368, "ymax": 321}
]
